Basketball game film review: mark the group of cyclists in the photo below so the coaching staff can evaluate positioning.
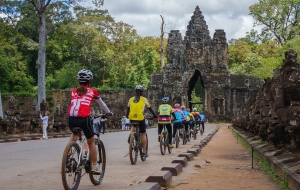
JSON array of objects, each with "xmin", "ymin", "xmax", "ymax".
[{"xmin": 65, "ymin": 69, "xmax": 206, "ymax": 174}]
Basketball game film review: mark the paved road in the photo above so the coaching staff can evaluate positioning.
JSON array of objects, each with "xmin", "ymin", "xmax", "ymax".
[{"xmin": 0, "ymin": 124, "xmax": 217, "ymax": 190}]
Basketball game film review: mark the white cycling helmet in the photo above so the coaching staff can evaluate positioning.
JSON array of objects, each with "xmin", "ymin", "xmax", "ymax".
[
  {"xmin": 77, "ymin": 69, "xmax": 93, "ymax": 82},
  {"xmin": 193, "ymin": 108, "xmax": 197, "ymax": 111}
]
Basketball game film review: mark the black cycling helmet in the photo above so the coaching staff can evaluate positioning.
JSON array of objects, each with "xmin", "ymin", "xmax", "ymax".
[
  {"xmin": 162, "ymin": 97, "xmax": 169, "ymax": 103},
  {"xmin": 77, "ymin": 69, "xmax": 93, "ymax": 82},
  {"xmin": 135, "ymin": 85, "xmax": 144, "ymax": 96}
]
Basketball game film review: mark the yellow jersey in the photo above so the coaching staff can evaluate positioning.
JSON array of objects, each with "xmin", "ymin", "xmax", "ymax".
[{"xmin": 127, "ymin": 96, "xmax": 151, "ymax": 120}]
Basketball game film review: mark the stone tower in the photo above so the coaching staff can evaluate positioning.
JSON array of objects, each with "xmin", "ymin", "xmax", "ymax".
[{"xmin": 148, "ymin": 6, "xmax": 262, "ymax": 121}]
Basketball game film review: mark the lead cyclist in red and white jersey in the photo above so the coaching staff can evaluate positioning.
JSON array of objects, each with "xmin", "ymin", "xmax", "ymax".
[{"xmin": 67, "ymin": 69, "xmax": 112, "ymax": 174}]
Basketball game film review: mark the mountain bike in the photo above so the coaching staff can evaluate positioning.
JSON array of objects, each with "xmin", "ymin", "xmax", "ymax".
[
  {"xmin": 159, "ymin": 125, "xmax": 172, "ymax": 155},
  {"xmin": 189, "ymin": 122, "xmax": 197, "ymax": 140},
  {"xmin": 199, "ymin": 121, "xmax": 204, "ymax": 135},
  {"xmin": 61, "ymin": 129, "xmax": 106, "ymax": 190},
  {"xmin": 129, "ymin": 120, "xmax": 148, "ymax": 165}
]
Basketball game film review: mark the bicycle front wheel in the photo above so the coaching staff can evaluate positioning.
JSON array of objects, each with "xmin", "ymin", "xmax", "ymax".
[
  {"xmin": 89, "ymin": 139, "xmax": 106, "ymax": 185},
  {"xmin": 159, "ymin": 132, "xmax": 165, "ymax": 155},
  {"xmin": 61, "ymin": 142, "xmax": 81, "ymax": 190},
  {"xmin": 182, "ymin": 128, "xmax": 186, "ymax": 145},
  {"xmin": 129, "ymin": 133, "xmax": 138, "ymax": 165}
]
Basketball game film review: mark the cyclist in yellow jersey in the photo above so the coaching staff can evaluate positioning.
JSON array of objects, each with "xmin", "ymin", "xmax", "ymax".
[
  {"xmin": 158, "ymin": 97, "xmax": 176, "ymax": 148},
  {"xmin": 126, "ymin": 85, "xmax": 157, "ymax": 157}
]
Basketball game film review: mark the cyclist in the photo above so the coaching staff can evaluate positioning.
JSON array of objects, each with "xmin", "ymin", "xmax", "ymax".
[
  {"xmin": 157, "ymin": 97, "xmax": 176, "ymax": 148},
  {"xmin": 186, "ymin": 108, "xmax": 195, "ymax": 134},
  {"xmin": 200, "ymin": 111, "xmax": 207, "ymax": 133},
  {"xmin": 67, "ymin": 69, "xmax": 112, "ymax": 174},
  {"xmin": 172, "ymin": 103, "xmax": 185, "ymax": 144},
  {"xmin": 191, "ymin": 108, "xmax": 201, "ymax": 130},
  {"xmin": 126, "ymin": 85, "xmax": 157, "ymax": 157},
  {"xmin": 181, "ymin": 105, "xmax": 191, "ymax": 138}
]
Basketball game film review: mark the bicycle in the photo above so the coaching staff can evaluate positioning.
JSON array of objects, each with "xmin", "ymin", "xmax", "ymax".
[
  {"xmin": 199, "ymin": 121, "xmax": 204, "ymax": 135},
  {"xmin": 173, "ymin": 123, "xmax": 181, "ymax": 148},
  {"xmin": 159, "ymin": 125, "xmax": 172, "ymax": 155},
  {"xmin": 61, "ymin": 129, "xmax": 106, "ymax": 190},
  {"xmin": 128, "ymin": 120, "xmax": 148, "ymax": 165}
]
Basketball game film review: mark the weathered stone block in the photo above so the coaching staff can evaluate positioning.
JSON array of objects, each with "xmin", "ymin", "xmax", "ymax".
[
  {"xmin": 5, "ymin": 138, "xmax": 18, "ymax": 142},
  {"xmin": 32, "ymin": 137, "xmax": 41, "ymax": 140},
  {"xmin": 178, "ymin": 153, "xmax": 194, "ymax": 161},
  {"xmin": 171, "ymin": 157, "xmax": 188, "ymax": 167},
  {"xmin": 161, "ymin": 163, "xmax": 183, "ymax": 176},
  {"xmin": 132, "ymin": 182, "xmax": 161, "ymax": 190},
  {"xmin": 0, "ymin": 139, "xmax": 5, "ymax": 143},
  {"xmin": 146, "ymin": 171, "xmax": 172, "ymax": 188},
  {"xmin": 53, "ymin": 135, "xmax": 63, "ymax": 138},
  {"xmin": 21, "ymin": 137, "xmax": 31, "ymax": 141},
  {"xmin": 187, "ymin": 148, "xmax": 198, "ymax": 156},
  {"xmin": 192, "ymin": 146, "xmax": 201, "ymax": 152}
]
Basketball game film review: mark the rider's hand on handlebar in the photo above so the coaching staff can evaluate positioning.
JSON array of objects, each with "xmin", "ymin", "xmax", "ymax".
[{"xmin": 105, "ymin": 112, "xmax": 113, "ymax": 117}]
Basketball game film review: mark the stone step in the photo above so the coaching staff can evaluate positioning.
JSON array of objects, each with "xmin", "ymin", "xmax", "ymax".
[
  {"xmin": 161, "ymin": 163, "xmax": 183, "ymax": 176},
  {"xmin": 21, "ymin": 137, "xmax": 32, "ymax": 141},
  {"xmin": 171, "ymin": 156, "xmax": 188, "ymax": 167},
  {"xmin": 178, "ymin": 153, "xmax": 194, "ymax": 161},
  {"xmin": 132, "ymin": 182, "xmax": 161, "ymax": 190},
  {"xmin": 187, "ymin": 148, "xmax": 198, "ymax": 156},
  {"xmin": 146, "ymin": 171, "xmax": 172, "ymax": 188}
]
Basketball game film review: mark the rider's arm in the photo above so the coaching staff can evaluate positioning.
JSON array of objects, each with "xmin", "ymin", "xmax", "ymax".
[
  {"xmin": 148, "ymin": 107, "xmax": 157, "ymax": 118},
  {"xmin": 95, "ymin": 97, "xmax": 110, "ymax": 113},
  {"xmin": 171, "ymin": 112, "xmax": 176, "ymax": 120}
]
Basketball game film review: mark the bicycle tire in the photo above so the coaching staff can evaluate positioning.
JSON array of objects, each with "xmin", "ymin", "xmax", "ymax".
[
  {"xmin": 61, "ymin": 142, "xmax": 81, "ymax": 190},
  {"xmin": 193, "ymin": 127, "xmax": 197, "ymax": 140},
  {"xmin": 167, "ymin": 131, "xmax": 172, "ymax": 154},
  {"xmin": 129, "ymin": 133, "xmax": 138, "ymax": 165},
  {"xmin": 159, "ymin": 131, "xmax": 165, "ymax": 155},
  {"xmin": 89, "ymin": 139, "xmax": 106, "ymax": 185},
  {"xmin": 175, "ymin": 130, "xmax": 179, "ymax": 148},
  {"xmin": 140, "ymin": 133, "xmax": 148, "ymax": 161},
  {"xmin": 182, "ymin": 128, "xmax": 186, "ymax": 145}
]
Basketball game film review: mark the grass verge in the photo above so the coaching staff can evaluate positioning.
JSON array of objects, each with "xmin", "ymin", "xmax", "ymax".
[{"xmin": 230, "ymin": 128, "xmax": 290, "ymax": 190}]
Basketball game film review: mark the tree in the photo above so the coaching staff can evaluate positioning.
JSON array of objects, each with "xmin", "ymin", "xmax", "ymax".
[
  {"xmin": 249, "ymin": 0, "xmax": 300, "ymax": 45},
  {"xmin": 2, "ymin": 0, "xmax": 104, "ymax": 108}
]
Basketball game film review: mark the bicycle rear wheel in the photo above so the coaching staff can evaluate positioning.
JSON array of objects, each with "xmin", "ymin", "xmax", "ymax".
[
  {"xmin": 182, "ymin": 128, "xmax": 186, "ymax": 145},
  {"xmin": 175, "ymin": 130, "xmax": 179, "ymax": 148},
  {"xmin": 193, "ymin": 127, "xmax": 197, "ymax": 140},
  {"xmin": 89, "ymin": 139, "xmax": 106, "ymax": 185},
  {"xmin": 129, "ymin": 133, "xmax": 138, "ymax": 165},
  {"xmin": 140, "ymin": 133, "xmax": 148, "ymax": 161},
  {"xmin": 61, "ymin": 142, "xmax": 81, "ymax": 190},
  {"xmin": 159, "ymin": 132, "xmax": 166, "ymax": 155},
  {"xmin": 167, "ymin": 132, "xmax": 172, "ymax": 154}
]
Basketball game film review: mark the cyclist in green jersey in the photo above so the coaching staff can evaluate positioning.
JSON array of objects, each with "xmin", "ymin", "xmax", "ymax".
[{"xmin": 157, "ymin": 97, "xmax": 176, "ymax": 148}]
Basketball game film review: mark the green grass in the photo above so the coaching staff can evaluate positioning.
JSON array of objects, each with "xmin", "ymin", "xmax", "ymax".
[{"xmin": 231, "ymin": 128, "xmax": 290, "ymax": 190}]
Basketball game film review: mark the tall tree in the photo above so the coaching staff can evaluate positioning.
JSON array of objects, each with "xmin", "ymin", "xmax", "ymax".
[
  {"xmin": 249, "ymin": 0, "xmax": 300, "ymax": 45},
  {"xmin": 21, "ymin": 0, "xmax": 104, "ymax": 108}
]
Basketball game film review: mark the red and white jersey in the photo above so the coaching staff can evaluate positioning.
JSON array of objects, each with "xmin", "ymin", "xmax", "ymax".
[{"xmin": 67, "ymin": 87, "xmax": 100, "ymax": 117}]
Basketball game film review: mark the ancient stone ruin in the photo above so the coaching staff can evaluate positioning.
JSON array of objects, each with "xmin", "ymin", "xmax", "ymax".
[
  {"xmin": 147, "ymin": 6, "xmax": 262, "ymax": 121},
  {"xmin": 233, "ymin": 49, "xmax": 300, "ymax": 148}
]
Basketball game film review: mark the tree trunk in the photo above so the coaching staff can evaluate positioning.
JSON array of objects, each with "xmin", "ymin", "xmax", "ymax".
[
  {"xmin": 0, "ymin": 89, "xmax": 3, "ymax": 118},
  {"xmin": 160, "ymin": 15, "xmax": 164, "ymax": 69},
  {"xmin": 37, "ymin": 12, "xmax": 46, "ymax": 109}
]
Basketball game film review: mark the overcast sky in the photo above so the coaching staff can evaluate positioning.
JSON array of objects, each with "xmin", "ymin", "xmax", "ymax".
[{"xmin": 100, "ymin": 0, "xmax": 261, "ymax": 41}]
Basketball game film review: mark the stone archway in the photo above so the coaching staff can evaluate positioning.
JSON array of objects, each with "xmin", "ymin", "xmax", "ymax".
[{"xmin": 147, "ymin": 6, "xmax": 262, "ymax": 122}]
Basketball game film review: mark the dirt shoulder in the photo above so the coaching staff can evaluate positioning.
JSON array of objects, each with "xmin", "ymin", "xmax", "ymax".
[{"xmin": 169, "ymin": 123, "xmax": 282, "ymax": 190}]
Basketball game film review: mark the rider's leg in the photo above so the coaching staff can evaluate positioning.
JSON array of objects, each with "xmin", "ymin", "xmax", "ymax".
[
  {"xmin": 202, "ymin": 122, "xmax": 205, "ymax": 133},
  {"xmin": 166, "ymin": 123, "xmax": 172, "ymax": 144},
  {"xmin": 173, "ymin": 123, "xmax": 177, "ymax": 138},
  {"xmin": 87, "ymin": 136, "xmax": 97, "ymax": 163},
  {"xmin": 141, "ymin": 132, "xmax": 147, "ymax": 153}
]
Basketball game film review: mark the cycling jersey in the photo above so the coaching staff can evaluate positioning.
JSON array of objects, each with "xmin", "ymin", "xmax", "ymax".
[
  {"xmin": 127, "ymin": 96, "xmax": 151, "ymax": 120},
  {"xmin": 182, "ymin": 110, "xmax": 190, "ymax": 121},
  {"xmin": 158, "ymin": 104, "xmax": 173, "ymax": 124},
  {"xmin": 191, "ymin": 111, "xmax": 200, "ymax": 121},
  {"xmin": 68, "ymin": 87, "xmax": 100, "ymax": 117},
  {"xmin": 173, "ymin": 108, "xmax": 185, "ymax": 123}
]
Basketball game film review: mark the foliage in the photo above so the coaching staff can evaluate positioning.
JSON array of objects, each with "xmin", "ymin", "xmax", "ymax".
[{"xmin": 249, "ymin": 0, "xmax": 300, "ymax": 45}]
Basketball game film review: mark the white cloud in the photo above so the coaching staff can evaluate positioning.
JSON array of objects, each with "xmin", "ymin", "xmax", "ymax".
[{"xmin": 101, "ymin": 0, "xmax": 261, "ymax": 41}]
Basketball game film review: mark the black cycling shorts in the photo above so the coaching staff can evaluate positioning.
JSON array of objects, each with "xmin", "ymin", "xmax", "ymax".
[
  {"xmin": 68, "ymin": 116, "xmax": 94, "ymax": 139},
  {"xmin": 130, "ymin": 119, "xmax": 146, "ymax": 133}
]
